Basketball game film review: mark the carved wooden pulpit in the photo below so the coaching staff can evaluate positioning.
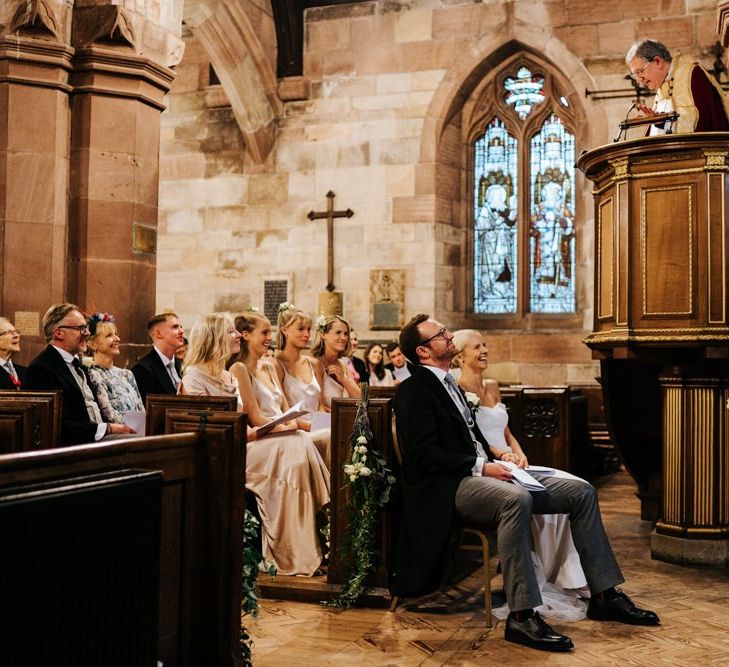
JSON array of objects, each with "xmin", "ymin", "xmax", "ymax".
[{"xmin": 577, "ymin": 133, "xmax": 729, "ymax": 566}]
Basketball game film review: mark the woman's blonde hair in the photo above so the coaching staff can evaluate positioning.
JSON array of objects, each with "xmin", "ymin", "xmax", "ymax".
[
  {"xmin": 451, "ymin": 329, "xmax": 481, "ymax": 369},
  {"xmin": 183, "ymin": 312, "xmax": 235, "ymax": 375},
  {"xmin": 228, "ymin": 311, "xmax": 270, "ymax": 366},
  {"xmin": 311, "ymin": 315, "xmax": 350, "ymax": 359},
  {"xmin": 277, "ymin": 306, "xmax": 313, "ymax": 351},
  {"xmin": 87, "ymin": 321, "xmax": 118, "ymax": 353}
]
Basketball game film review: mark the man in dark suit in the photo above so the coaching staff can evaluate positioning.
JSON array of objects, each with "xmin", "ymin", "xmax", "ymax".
[
  {"xmin": 132, "ymin": 312, "xmax": 185, "ymax": 403},
  {"xmin": 24, "ymin": 304, "xmax": 135, "ymax": 445},
  {"xmin": 384, "ymin": 342, "xmax": 414, "ymax": 383},
  {"xmin": 392, "ymin": 314, "xmax": 659, "ymax": 652},
  {"xmin": 0, "ymin": 317, "xmax": 25, "ymax": 389}
]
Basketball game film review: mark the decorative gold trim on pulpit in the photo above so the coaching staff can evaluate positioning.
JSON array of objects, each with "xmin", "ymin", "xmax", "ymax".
[
  {"xmin": 585, "ymin": 327, "xmax": 729, "ymax": 346},
  {"xmin": 640, "ymin": 185, "xmax": 693, "ymax": 317},
  {"xmin": 609, "ymin": 157, "xmax": 629, "ymax": 180},
  {"xmin": 707, "ymin": 172, "xmax": 727, "ymax": 324},
  {"xmin": 704, "ymin": 151, "xmax": 729, "ymax": 168},
  {"xmin": 597, "ymin": 196, "xmax": 614, "ymax": 321}
]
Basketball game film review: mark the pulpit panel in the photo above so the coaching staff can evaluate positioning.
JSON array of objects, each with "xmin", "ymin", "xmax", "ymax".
[
  {"xmin": 598, "ymin": 196, "xmax": 614, "ymax": 321},
  {"xmin": 707, "ymin": 172, "xmax": 727, "ymax": 323},
  {"xmin": 617, "ymin": 179, "xmax": 629, "ymax": 326},
  {"xmin": 640, "ymin": 184, "xmax": 695, "ymax": 318}
]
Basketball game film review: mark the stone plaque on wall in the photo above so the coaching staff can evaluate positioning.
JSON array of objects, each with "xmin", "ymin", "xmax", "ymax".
[
  {"xmin": 14, "ymin": 311, "xmax": 39, "ymax": 338},
  {"xmin": 369, "ymin": 269, "xmax": 404, "ymax": 330},
  {"xmin": 264, "ymin": 278, "xmax": 290, "ymax": 323},
  {"xmin": 132, "ymin": 223, "xmax": 157, "ymax": 255}
]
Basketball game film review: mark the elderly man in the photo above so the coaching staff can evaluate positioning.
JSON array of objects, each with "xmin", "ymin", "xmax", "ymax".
[
  {"xmin": 24, "ymin": 304, "xmax": 135, "ymax": 445},
  {"xmin": 0, "ymin": 317, "xmax": 25, "ymax": 389},
  {"xmin": 391, "ymin": 313, "xmax": 659, "ymax": 652},
  {"xmin": 132, "ymin": 312, "xmax": 185, "ymax": 403},
  {"xmin": 626, "ymin": 39, "xmax": 729, "ymax": 135}
]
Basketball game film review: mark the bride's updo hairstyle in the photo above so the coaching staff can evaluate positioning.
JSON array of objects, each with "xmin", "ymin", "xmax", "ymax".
[
  {"xmin": 451, "ymin": 329, "xmax": 481, "ymax": 369},
  {"xmin": 228, "ymin": 310, "xmax": 269, "ymax": 367},
  {"xmin": 277, "ymin": 304, "xmax": 313, "ymax": 351}
]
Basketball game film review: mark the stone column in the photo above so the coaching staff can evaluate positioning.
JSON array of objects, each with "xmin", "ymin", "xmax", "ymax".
[
  {"xmin": 68, "ymin": 5, "xmax": 181, "ymax": 357},
  {"xmin": 0, "ymin": 1, "xmax": 74, "ymax": 360}
]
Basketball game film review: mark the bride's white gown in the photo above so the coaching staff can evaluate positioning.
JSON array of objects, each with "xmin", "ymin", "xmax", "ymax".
[{"xmin": 476, "ymin": 402, "xmax": 588, "ymax": 621}]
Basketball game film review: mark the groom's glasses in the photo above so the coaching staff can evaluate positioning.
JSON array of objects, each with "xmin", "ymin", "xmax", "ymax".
[{"xmin": 419, "ymin": 327, "xmax": 450, "ymax": 346}]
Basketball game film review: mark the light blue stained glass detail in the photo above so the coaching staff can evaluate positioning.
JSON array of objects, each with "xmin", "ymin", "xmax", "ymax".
[
  {"xmin": 473, "ymin": 118, "xmax": 518, "ymax": 314},
  {"xmin": 529, "ymin": 113, "xmax": 576, "ymax": 313},
  {"xmin": 504, "ymin": 67, "xmax": 545, "ymax": 120}
]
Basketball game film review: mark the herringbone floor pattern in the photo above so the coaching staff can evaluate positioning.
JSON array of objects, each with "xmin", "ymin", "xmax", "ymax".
[{"xmin": 249, "ymin": 470, "xmax": 729, "ymax": 665}]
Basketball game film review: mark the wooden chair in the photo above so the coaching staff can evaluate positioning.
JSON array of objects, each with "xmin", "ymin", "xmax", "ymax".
[{"xmin": 388, "ymin": 414, "xmax": 494, "ymax": 626}]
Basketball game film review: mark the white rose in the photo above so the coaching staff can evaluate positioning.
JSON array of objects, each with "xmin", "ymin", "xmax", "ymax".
[
  {"xmin": 358, "ymin": 445, "xmax": 368, "ymax": 454},
  {"xmin": 344, "ymin": 464, "xmax": 355, "ymax": 475},
  {"xmin": 359, "ymin": 466, "xmax": 372, "ymax": 477},
  {"xmin": 349, "ymin": 474, "xmax": 358, "ymax": 482},
  {"xmin": 464, "ymin": 391, "xmax": 480, "ymax": 409},
  {"xmin": 356, "ymin": 435, "xmax": 368, "ymax": 445}
]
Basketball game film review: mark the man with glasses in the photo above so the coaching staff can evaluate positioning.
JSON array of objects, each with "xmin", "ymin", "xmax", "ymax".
[
  {"xmin": 25, "ymin": 303, "xmax": 135, "ymax": 445},
  {"xmin": 391, "ymin": 313, "xmax": 658, "ymax": 652},
  {"xmin": 626, "ymin": 39, "xmax": 729, "ymax": 135},
  {"xmin": 0, "ymin": 317, "xmax": 25, "ymax": 390}
]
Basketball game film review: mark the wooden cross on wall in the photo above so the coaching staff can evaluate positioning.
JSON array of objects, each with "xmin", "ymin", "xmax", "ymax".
[{"xmin": 307, "ymin": 191, "xmax": 354, "ymax": 292}]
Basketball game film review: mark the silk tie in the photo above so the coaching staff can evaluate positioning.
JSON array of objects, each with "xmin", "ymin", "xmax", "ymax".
[
  {"xmin": 167, "ymin": 360, "xmax": 180, "ymax": 390},
  {"xmin": 443, "ymin": 373, "xmax": 475, "ymax": 427},
  {"xmin": 6, "ymin": 360, "xmax": 19, "ymax": 387}
]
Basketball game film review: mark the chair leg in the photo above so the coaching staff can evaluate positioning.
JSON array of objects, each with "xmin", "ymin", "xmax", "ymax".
[
  {"xmin": 389, "ymin": 595, "xmax": 400, "ymax": 612},
  {"xmin": 479, "ymin": 536, "xmax": 492, "ymax": 627}
]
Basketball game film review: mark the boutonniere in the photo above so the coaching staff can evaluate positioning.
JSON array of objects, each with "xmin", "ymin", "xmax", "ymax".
[{"xmin": 464, "ymin": 391, "xmax": 480, "ymax": 411}]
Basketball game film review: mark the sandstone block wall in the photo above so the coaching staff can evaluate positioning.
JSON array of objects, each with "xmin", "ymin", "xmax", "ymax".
[{"xmin": 158, "ymin": 0, "xmax": 722, "ymax": 383}]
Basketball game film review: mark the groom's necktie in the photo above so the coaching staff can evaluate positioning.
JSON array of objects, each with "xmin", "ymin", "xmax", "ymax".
[{"xmin": 443, "ymin": 373, "xmax": 475, "ymax": 427}]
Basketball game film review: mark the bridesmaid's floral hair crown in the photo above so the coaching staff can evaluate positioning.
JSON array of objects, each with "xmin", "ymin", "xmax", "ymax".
[
  {"xmin": 316, "ymin": 315, "xmax": 327, "ymax": 333},
  {"xmin": 87, "ymin": 312, "xmax": 115, "ymax": 336},
  {"xmin": 245, "ymin": 306, "xmax": 261, "ymax": 314},
  {"xmin": 278, "ymin": 302, "xmax": 295, "ymax": 313}
]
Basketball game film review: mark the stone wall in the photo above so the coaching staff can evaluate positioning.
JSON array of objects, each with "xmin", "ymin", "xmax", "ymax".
[{"xmin": 158, "ymin": 0, "xmax": 722, "ymax": 384}]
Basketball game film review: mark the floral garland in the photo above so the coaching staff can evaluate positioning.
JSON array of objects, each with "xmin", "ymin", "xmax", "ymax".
[
  {"xmin": 240, "ymin": 509, "xmax": 276, "ymax": 665},
  {"xmin": 328, "ymin": 384, "xmax": 396, "ymax": 609}
]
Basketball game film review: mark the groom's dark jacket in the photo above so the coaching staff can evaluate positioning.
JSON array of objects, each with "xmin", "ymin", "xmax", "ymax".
[{"xmin": 391, "ymin": 364, "xmax": 492, "ymax": 597}]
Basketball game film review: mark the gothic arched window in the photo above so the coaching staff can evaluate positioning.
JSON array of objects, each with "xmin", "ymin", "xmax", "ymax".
[{"xmin": 470, "ymin": 61, "xmax": 576, "ymax": 317}]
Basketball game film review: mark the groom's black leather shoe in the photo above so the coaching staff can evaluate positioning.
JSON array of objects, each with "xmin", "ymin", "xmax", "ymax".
[
  {"xmin": 505, "ymin": 612, "xmax": 574, "ymax": 652},
  {"xmin": 587, "ymin": 591, "xmax": 660, "ymax": 626}
]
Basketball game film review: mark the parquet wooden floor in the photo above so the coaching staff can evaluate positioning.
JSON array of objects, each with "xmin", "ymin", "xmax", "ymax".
[{"xmin": 249, "ymin": 470, "xmax": 729, "ymax": 665}]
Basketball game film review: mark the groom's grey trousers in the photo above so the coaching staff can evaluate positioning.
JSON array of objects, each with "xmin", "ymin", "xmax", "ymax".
[{"xmin": 455, "ymin": 473, "xmax": 624, "ymax": 612}]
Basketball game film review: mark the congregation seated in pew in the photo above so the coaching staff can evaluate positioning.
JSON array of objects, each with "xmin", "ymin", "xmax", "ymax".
[
  {"xmin": 24, "ymin": 303, "xmax": 136, "ymax": 445},
  {"xmin": 0, "ymin": 317, "xmax": 25, "ymax": 390},
  {"xmin": 181, "ymin": 311, "xmax": 330, "ymax": 577}
]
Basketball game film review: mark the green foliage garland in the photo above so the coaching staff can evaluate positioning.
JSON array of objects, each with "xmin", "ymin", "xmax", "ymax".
[
  {"xmin": 240, "ymin": 509, "xmax": 276, "ymax": 665},
  {"xmin": 328, "ymin": 385, "xmax": 396, "ymax": 609}
]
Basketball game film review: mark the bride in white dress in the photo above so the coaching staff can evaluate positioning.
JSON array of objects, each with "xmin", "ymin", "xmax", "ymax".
[{"xmin": 453, "ymin": 329, "xmax": 588, "ymax": 621}]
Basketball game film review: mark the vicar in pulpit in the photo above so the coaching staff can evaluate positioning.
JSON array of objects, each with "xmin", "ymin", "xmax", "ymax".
[{"xmin": 626, "ymin": 39, "xmax": 729, "ymax": 135}]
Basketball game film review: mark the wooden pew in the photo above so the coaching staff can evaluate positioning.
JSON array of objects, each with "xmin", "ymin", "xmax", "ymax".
[
  {"xmin": 0, "ymin": 412, "xmax": 246, "ymax": 667},
  {"xmin": 145, "ymin": 393, "xmax": 237, "ymax": 436},
  {"xmin": 0, "ymin": 467, "xmax": 163, "ymax": 666},
  {"xmin": 328, "ymin": 396, "xmax": 396, "ymax": 603},
  {"xmin": 0, "ymin": 390, "xmax": 61, "ymax": 453}
]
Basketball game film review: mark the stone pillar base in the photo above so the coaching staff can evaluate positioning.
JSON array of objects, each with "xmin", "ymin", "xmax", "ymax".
[{"xmin": 651, "ymin": 532, "xmax": 729, "ymax": 566}]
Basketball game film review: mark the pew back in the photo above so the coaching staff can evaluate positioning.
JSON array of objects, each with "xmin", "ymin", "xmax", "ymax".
[
  {"xmin": 0, "ymin": 417, "xmax": 246, "ymax": 667},
  {"xmin": 145, "ymin": 393, "xmax": 237, "ymax": 435},
  {"xmin": 0, "ymin": 390, "xmax": 61, "ymax": 452}
]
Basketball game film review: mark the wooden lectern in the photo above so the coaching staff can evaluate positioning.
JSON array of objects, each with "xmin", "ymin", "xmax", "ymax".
[{"xmin": 577, "ymin": 133, "xmax": 729, "ymax": 566}]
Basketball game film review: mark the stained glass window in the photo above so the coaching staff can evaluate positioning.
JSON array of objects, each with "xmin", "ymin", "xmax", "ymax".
[
  {"xmin": 529, "ymin": 114, "xmax": 575, "ymax": 313},
  {"xmin": 504, "ymin": 67, "xmax": 545, "ymax": 120},
  {"xmin": 471, "ymin": 61, "xmax": 576, "ymax": 317},
  {"xmin": 473, "ymin": 118, "xmax": 518, "ymax": 313}
]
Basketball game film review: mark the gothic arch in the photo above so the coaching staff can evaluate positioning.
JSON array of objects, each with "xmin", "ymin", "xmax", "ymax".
[{"xmin": 417, "ymin": 27, "xmax": 604, "ymax": 328}]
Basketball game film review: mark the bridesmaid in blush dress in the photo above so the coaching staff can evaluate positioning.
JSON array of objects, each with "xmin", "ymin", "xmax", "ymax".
[
  {"xmin": 453, "ymin": 329, "xmax": 589, "ymax": 621},
  {"xmin": 229, "ymin": 311, "xmax": 330, "ymax": 576},
  {"xmin": 310, "ymin": 315, "xmax": 361, "ymax": 411},
  {"xmin": 273, "ymin": 304, "xmax": 330, "ymax": 466}
]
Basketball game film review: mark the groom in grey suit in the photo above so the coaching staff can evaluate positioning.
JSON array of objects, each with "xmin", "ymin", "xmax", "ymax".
[{"xmin": 391, "ymin": 314, "xmax": 659, "ymax": 652}]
